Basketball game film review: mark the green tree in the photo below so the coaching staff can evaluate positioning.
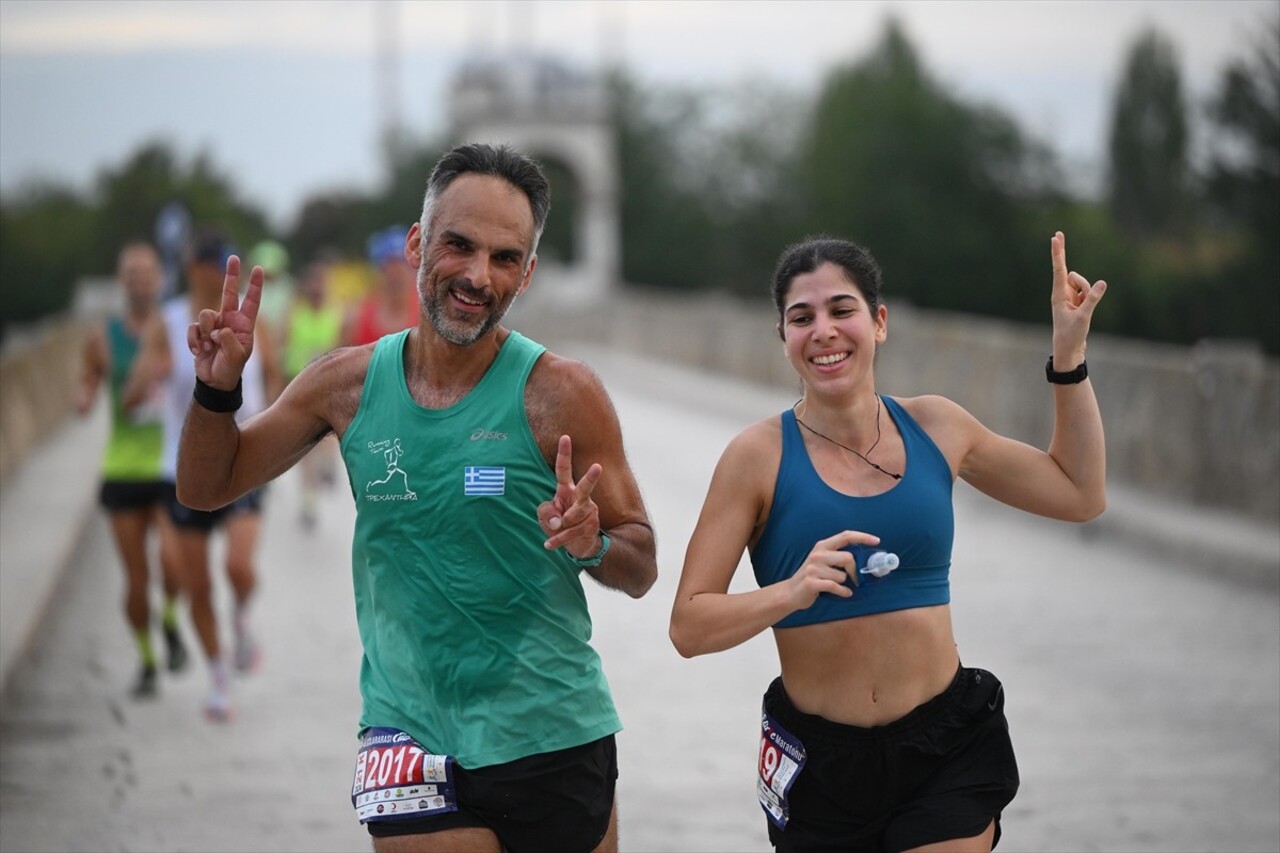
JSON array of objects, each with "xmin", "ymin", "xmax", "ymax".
[
  {"xmin": 286, "ymin": 192, "xmax": 376, "ymax": 264},
  {"xmin": 91, "ymin": 141, "xmax": 269, "ymax": 273},
  {"xmin": 538, "ymin": 156, "xmax": 580, "ymax": 265},
  {"xmin": 284, "ymin": 139, "xmax": 445, "ymax": 264},
  {"xmin": 672, "ymin": 77, "xmax": 809, "ymax": 297},
  {"xmin": 1202, "ymin": 19, "xmax": 1280, "ymax": 353},
  {"xmin": 607, "ymin": 71, "xmax": 720, "ymax": 292},
  {"xmin": 0, "ymin": 140, "xmax": 272, "ymax": 334},
  {"xmin": 797, "ymin": 18, "xmax": 1055, "ymax": 321},
  {"xmin": 0, "ymin": 183, "xmax": 96, "ymax": 331},
  {"xmin": 1107, "ymin": 29, "xmax": 1191, "ymax": 238}
]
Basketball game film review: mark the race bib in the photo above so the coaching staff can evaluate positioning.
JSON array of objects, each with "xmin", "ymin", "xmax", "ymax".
[
  {"xmin": 758, "ymin": 710, "xmax": 807, "ymax": 829},
  {"xmin": 351, "ymin": 727, "xmax": 457, "ymax": 824}
]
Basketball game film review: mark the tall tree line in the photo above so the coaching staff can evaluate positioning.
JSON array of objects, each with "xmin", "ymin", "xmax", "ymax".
[{"xmin": 2, "ymin": 17, "xmax": 1276, "ymax": 353}]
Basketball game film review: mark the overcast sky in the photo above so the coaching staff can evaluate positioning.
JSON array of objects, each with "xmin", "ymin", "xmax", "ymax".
[{"xmin": 1, "ymin": 0, "xmax": 1274, "ymax": 229}]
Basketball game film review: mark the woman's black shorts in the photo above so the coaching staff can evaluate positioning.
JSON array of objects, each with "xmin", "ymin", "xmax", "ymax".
[{"xmin": 763, "ymin": 666, "xmax": 1020, "ymax": 852}]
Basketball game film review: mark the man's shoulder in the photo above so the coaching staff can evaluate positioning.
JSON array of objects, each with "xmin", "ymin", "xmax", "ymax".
[
  {"xmin": 286, "ymin": 343, "xmax": 377, "ymax": 436},
  {"xmin": 284, "ymin": 342, "xmax": 377, "ymax": 405},
  {"xmin": 525, "ymin": 348, "xmax": 605, "ymax": 403},
  {"xmin": 310, "ymin": 342, "xmax": 377, "ymax": 386}
]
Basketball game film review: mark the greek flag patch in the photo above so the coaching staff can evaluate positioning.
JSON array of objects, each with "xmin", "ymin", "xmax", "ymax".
[{"xmin": 464, "ymin": 466, "xmax": 505, "ymax": 496}]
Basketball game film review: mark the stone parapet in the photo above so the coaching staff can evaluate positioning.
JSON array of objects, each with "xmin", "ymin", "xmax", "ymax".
[{"xmin": 511, "ymin": 288, "xmax": 1280, "ymax": 523}]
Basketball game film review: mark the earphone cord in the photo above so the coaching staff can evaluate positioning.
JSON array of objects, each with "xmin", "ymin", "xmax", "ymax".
[{"xmin": 792, "ymin": 395, "xmax": 903, "ymax": 481}]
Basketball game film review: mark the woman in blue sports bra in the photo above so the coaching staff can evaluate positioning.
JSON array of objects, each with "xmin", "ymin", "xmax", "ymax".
[{"xmin": 670, "ymin": 232, "xmax": 1107, "ymax": 853}]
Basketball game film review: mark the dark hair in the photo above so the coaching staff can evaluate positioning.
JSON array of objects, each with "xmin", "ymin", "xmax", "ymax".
[
  {"xmin": 189, "ymin": 228, "xmax": 233, "ymax": 267},
  {"xmin": 419, "ymin": 142, "xmax": 551, "ymax": 257},
  {"xmin": 771, "ymin": 236, "xmax": 883, "ymax": 324}
]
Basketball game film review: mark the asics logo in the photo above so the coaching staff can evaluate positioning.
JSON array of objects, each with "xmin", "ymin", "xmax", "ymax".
[{"xmin": 470, "ymin": 429, "xmax": 508, "ymax": 441}]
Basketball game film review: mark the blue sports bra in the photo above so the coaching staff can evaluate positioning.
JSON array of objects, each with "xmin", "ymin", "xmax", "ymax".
[{"xmin": 750, "ymin": 396, "xmax": 954, "ymax": 628}]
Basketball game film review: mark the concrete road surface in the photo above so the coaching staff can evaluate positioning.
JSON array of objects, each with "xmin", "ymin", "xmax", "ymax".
[{"xmin": 1, "ymin": 345, "xmax": 1277, "ymax": 853}]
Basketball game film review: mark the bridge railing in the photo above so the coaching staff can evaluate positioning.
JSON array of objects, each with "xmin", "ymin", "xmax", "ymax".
[
  {"xmin": 511, "ymin": 287, "xmax": 1280, "ymax": 524},
  {"xmin": 3, "ymin": 283, "xmax": 1277, "ymax": 525},
  {"xmin": 0, "ymin": 317, "xmax": 91, "ymax": 489}
]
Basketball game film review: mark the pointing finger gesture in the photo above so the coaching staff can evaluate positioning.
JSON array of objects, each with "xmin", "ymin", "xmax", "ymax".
[{"xmin": 1050, "ymin": 231, "xmax": 1107, "ymax": 364}]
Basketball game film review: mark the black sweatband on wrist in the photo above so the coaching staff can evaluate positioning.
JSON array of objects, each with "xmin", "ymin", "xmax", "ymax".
[
  {"xmin": 1045, "ymin": 356, "xmax": 1088, "ymax": 385},
  {"xmin": 193, "ymin": 377, "xmax": 243, "ymax": 413}
]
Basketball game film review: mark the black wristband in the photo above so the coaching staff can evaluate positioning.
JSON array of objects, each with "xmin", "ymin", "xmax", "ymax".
[
  {"xmin": 193, "ymin": 377, "xmax": 243, "ymax": 413},
  {"xmin": 1045, "ymin": 356, "xmax": 1088, "ymax": 385}
]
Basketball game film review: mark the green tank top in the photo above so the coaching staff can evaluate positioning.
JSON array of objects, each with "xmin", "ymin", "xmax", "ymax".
[
  {"xmin": 101, "ymin": 317, "xmax": 163, "ymax": 481},
  {"xmin": 340, "ymin": 329, "xmax": 621, "ymax": 768},
  {"xmin": 283, "ymin": 301, "xmax": 342, "ymax": 378}
]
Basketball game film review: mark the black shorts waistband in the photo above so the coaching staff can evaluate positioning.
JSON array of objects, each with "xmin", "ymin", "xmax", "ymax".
[{"xmin": 765, "ymin": 666, "xmax": 973, "ymax": 745}]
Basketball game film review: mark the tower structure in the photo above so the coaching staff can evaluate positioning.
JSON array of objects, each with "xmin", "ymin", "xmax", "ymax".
[{"xmin": 448, "ymin": 55, "xmax": 620, "ymax": 302}]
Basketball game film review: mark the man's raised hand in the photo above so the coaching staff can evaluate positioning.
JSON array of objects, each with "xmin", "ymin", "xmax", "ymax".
[
  {"xmin": 538, "ymin": 434, "xmax": 604, "ymax": 559},
  {"xmin": 188, "ymin": 256, "xmax": 262, "ymax": 390}
]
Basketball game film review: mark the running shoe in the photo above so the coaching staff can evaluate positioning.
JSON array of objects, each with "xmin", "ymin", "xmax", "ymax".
[
  {"xmin": 131, "ymin": 663, "xmax": 158, "ymax": 699},
  {"xmin": 164, "ymin": 626, "xmax": 189, "ymax": 673},
  {"xmin": 234, "ymin": 631, "xmax": 262, "ymax": 673},
  {"xmin": 203, "ymin": 689, "xmax": 234, "ymax": 723}
]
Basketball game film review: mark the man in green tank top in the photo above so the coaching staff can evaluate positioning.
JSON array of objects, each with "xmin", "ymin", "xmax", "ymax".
[{"xmin": 176, "ymin": 143, "xmax": 657, "ymax": 852}]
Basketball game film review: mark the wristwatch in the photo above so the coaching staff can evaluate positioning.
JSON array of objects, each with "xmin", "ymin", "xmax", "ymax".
[
  {"xmin": 1045, "ymin": 356, "xmax": 1088, "ymax": 385},
  {"xmin": 569, "ymin": 531, "xmax": 611, "ymax": 568}
]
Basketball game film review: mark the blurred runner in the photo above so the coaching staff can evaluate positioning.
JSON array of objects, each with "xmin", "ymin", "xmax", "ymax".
[
  {"xmin": 281, "ymin": 259, "xmax": 343, "ymax": 528},
  {"xmin": 74, "ymin": 240, "xmax": 189, "ymax": 698},
  {"xmin": 247, "ymin": 239, "xmax": 293, "ymax": 400},
  {"xmin": 343, "ymin": 225, "xmax": 419, "ymax": 345},
  {"xmin": 127, "ymin": 229, "xmax": 280, "ymax": 721}
]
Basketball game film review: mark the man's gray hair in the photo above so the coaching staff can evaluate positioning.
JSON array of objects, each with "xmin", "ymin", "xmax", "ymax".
[{"xmin": 419, "ymin": 142, "xmax": 552, "ymax": 263}]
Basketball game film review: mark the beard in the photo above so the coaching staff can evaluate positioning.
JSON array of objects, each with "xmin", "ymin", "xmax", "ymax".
[{"xmin": 418, "ymin": 267, "xmax": 517, "ymax": 346}]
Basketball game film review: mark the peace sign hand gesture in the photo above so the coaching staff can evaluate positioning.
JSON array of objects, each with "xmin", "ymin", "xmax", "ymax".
[
  {"xmin": 1050, "ymin": 231, "xmax": 1107, "ymax": 366},
  {"xmin": 538, "ymin": 435, "xmax": 605, "ymax": 560},
  {"xmin": 187, "ymin": 256, "xmax": 262, "ymax": 390}
]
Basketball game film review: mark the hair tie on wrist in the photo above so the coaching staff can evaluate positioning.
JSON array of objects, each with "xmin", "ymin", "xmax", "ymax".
[{"xmin": 193, "ymin": 377, "xmax": 243, "ymax": 413}]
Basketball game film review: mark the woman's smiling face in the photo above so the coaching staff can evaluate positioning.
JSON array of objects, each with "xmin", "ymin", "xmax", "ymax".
[{"xmin": 780, "ymin": 261, "xmax": 887, "ymax": 390}]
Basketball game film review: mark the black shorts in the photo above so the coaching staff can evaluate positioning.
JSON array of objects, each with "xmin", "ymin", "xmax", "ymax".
[
  {"xmin": 163, "ymin": 481, "xmax": 264, "ymax": 530},
  {"xmin": 763, "ymin": 667, "xmax": 1020, "ymax": 853},
  {"xmin": 366, "ymin": 735, "xmax": 618, "ymax": 853},
  {"xmin": 99, "ymin": 480, "xmax": 167, "ymax": 511}
]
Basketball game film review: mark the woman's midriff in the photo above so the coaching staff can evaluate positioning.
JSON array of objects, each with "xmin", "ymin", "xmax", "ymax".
[{"xmin": 772, "ymin": 604, "xmax": 960, "ymax": 727}]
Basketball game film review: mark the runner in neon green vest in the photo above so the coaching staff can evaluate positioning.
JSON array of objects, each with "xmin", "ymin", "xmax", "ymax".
[{"xmin": 75, "ymin": 241, "xmax": 189, "ymax": 699}]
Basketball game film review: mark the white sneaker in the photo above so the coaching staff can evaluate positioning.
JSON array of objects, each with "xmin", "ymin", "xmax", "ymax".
[{"xmin": 203, "ymin": 686, "xmax": 234, "ymax": 717}]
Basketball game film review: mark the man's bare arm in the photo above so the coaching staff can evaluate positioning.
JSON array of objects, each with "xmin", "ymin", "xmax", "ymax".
[
  {"xmin": 120, "ymin": 316, "xmax": 170, "ymax": 411},
  {"xmin": 177, "ymin": 363, "xmax": 336, "ymax": 508},
  {"xmin": 176, "ymin": 257, "xmax": 362, "ymax": 509},
  {"xmin": 529, "ymin": 355, "xmax": 657, "ymax": 599},
  {"xmin": 74, "ymin": 323, "xmax": 107, "ymax": 414}
]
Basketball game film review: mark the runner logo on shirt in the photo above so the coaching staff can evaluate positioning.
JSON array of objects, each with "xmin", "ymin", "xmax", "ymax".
[
  {"xmin": 464, "ymin": 466, "xmax": 505, "ymax": 496},
  {"xmin": 365, "ymin": 438, "xmax": 417, "ymax": 501}
]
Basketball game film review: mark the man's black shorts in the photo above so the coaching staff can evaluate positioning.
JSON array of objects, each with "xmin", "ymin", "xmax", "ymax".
[
  {"xmin": 764, "ymin": 667, "xmax": 1020, "ymax": 852},
  {"xmin": 99, "ymin": 480, "xmax": 167, "ymax": 512},
  {"xmin": 163, "ymin": 481, "xmax": 264, "ymax": 530},
  {"xmin": 367, "ymin": 735, "xmax": 618, "ymax": 853}
]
